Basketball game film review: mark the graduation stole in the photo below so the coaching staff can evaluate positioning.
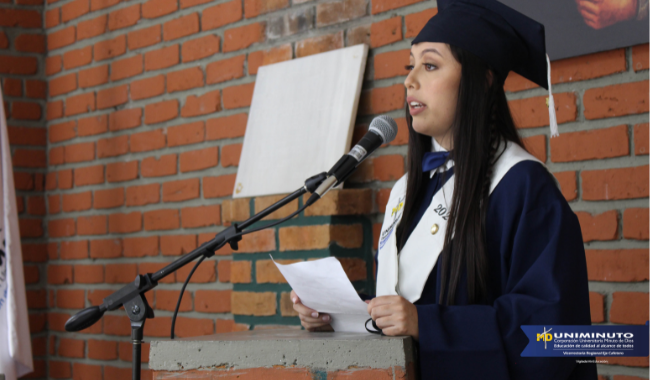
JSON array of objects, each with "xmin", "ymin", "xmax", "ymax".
[{"xmin": 376, "ymin": 140, "xmax": 547, "ymax": 303}]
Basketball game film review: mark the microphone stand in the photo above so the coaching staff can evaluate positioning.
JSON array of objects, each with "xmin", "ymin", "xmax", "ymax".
[{"xmin": 64, "ymin": 172, "xmax": 328, "ymax": 380}]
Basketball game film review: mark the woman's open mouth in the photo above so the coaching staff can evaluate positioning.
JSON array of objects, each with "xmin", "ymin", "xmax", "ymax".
[{"xmin": 409, "ymin": 101, "xmax": 426, "ymax": 116}]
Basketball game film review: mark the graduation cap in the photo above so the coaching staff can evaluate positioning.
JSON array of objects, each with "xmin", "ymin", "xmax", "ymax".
[{"xmin": 411, "ymin": 0, "xmax": 559, "ymax": 137}]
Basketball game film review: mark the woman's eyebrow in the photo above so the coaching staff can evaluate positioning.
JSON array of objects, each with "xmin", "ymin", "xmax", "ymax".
[{"xmin": 409, "ymin": 48, "xmax": 443, "ymax": 58}]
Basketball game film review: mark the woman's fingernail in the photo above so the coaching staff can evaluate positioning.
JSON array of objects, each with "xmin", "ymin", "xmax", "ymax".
[
  {"xmin": 322, "ymin": 315, "xmax": 330, "ymax": 322},
  {"xmin": 292, "ymin": 297, "xmax": 297, "ymax": 304},
  {"xmin": 311, "ymin": 312, "xmax": 319, "ymax": 318}
]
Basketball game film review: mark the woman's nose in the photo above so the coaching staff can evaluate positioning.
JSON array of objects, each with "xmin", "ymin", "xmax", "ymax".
[{"xmin": 404, "ymin": 69, "xmax": 417, "ymax": 90}]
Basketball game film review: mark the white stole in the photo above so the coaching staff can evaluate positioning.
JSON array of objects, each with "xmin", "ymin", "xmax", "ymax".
[{"xmin": 376, "ymin": 140, "xmax": 547, "ymax": 302}]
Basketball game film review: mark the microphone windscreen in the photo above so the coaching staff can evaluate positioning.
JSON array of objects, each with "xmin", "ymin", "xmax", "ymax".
[{"xmin": 369, "ymin": 115, "xmax": 398, "ymax": 144}]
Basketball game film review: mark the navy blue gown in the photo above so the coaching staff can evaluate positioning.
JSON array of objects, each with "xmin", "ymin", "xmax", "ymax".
[{"xmin": 382, "ymin": 160, "xmax": 597, "ymax": 380}]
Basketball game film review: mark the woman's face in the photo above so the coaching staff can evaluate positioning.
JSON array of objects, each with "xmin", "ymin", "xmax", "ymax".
[{"xmin": 404, "ymin": 42, "xmax": 462, "ymax": 149}]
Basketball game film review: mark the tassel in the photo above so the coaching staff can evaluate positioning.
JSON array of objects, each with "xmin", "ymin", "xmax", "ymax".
[{"xmin": 546, "ymin": 54, "xmax": 559, "ymax": 137}]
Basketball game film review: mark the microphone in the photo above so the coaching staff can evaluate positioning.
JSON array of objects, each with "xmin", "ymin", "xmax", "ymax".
[{"xmin": 306, "ymin": 115, "xmax": 398, "ymax": 206}]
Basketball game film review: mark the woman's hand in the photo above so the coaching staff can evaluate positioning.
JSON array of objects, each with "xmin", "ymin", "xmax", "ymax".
[
  {"xmin": 291, "ymin": 290, "xmax": 334, "ymax": 332},
  {"xmin": 367, "ymin": 295, "xmax": 419, "ymax": 340}
]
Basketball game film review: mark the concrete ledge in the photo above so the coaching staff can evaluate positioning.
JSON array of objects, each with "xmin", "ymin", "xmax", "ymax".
[{"xmin": 149, "ymin": 329, "xmax": 416, "ymax": 372}]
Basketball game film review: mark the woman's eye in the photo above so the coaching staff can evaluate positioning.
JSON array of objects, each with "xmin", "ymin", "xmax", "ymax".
[{"xmin": 404, "ymin": 64, "xmax": 436, "ymax": 71}]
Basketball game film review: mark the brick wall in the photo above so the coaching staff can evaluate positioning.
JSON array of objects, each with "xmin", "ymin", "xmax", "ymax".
[{"xmin": 0, "ymin": 0, "xmax": 648, "ymax": 378}]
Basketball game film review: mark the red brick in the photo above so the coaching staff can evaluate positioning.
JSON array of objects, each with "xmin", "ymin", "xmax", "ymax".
[
  {"xmin": 109, "ymin": 108, "xmax": 142, "ymax": 131},
  {"xmin": 48, "ymin": 121, "xmax": 75, "ymax": 143},
  {"xmin": 167, "ymin": 67, "xmax": 203, "ymax": 93},
  {"xmin": 24, "ymin": 265, "xmax": 40, "ymax": 284},
  {"xmin": 553, "ymin": 171, "xmax": 577, "ymax": 202},
  {"xmin": 167, "ymin": 121, "xmax": 204, "ymax": 147},
  {"xmin": 14, "ymin": 33, "xmax": 45, "ymax": 53},
  {"xmin": 106, "ymin": 161, "xmax": 138, "ymax": 182},
  {"xmin": 223, "ymin": 22, "xmax": 265, "ymax": 52},
  {"xmin": 49, "ymin": 146, "xmax": 65, "ymax": 166},
  {"xmin": 91, "ymin": 0, "xmax": 121, "ymax": 11},
  {"xmin": 88, "ymin": 339, "xmax": 118, "ymax": 360},
  {"xmin": 49, "ymin": 74, "xmax": 78, "ymax": 98},
  {"xmin": 97, "ymin": 85, "xmax": 128, "ymax": 109},
  {"xmin": 202, "ymin": 174, "xmax": 236, "ymax": 199},
  {"xmin": 106, "ymin": 263, "xmax": 137, "ymax": 283},
  {"xmin": 77, "ymin": 215, "xmax": 108, "ymax": 236},
  {"xmin": 111, "ymin": 54, "xmax": 143, "ymax": 81},
  {"xmin": 61, "ymin": 0, "xmax": 89, "ymax": 22},
  {"xmin": 77, "ymin": 15, "xmax": 107, "ymax": 40},
  {"xmin": 27, "ymin": 196, "xmax": 46, "ymax": 216},
  {"xmin": 48, "ymin": 26, "xmax": 75, "ymax": 51},
  {"xmin": 0, "ymin": 55, "xmax": 38, "ymax": 75},
  {"xmin": 75, "ymin": 264, "xmax": 104, "ymax": 283},
  {"xmin": 164, "ymin": 13, "xmax": 199, "ymax": 41},
  {"xmin": 141, "ymin": 154, "xmax": 176, "ymax": 177},
  {"xmin": 26, "ymin": 289, "xmax": 47, "ymax": 309},
  {"xmin": 65, "ymin": 92, "xmax": 95, "ymax": 116},
  {"xmin": 49, "ymin": 361, "xmax": 71, "ymax": 378},
  {"xmin": 8, "ymin": 126, "xmax": 46, "ymax": 146},
  {"xmin": 372, "ymin": 0, "xmax": 423, "ymax": 14},
  {"xmin": 56, "ymin": 290, "xmax": 85, "ymax": 309},
  {"xmin": 586, "ymin": 249, "xmax": 649, "ymax": 282},
  {"xmin": 144, "ymin": 209, "xmax": 179, "ymax": 230},
  {"xmin": 372, "ymin": 154, "xmax": 403, "ymax": 181},
  {"xmin": 160, "ymin": 234, "xmax": 196, "ymax": 256},
  {"xmin": 45, "ymin": 8, "xmax": 60, "ymax": 28},
  {"xmin": 180, "ymin": 147, "xmax": 218, "ymax": 172},
  {"xmin": 131, "ymin": 75, "xmax": 165, "ymax": 100},
  {"xmin": 145, "ymin": 99, "xmax": 178, "ymax": 124},
  {"xmin": 358, "ymin": 84, "xmax": 405, "ymax": 115},
  {"xmin": 11, "ymin": 102, "xmax": 42, "ymax": 121},
  {"xmin": 58, "ymin": 169, "xmax": 73, "ymax": 189},
  {"xmin": 206, "ymin": 55, "xmax": 245, "ymax": 84},
  {"xmin": 584, "ymin": 80, "xmax": 649, "ymax": 120},
  {"xmin": 610, "ymin": 292, "xmax": 649, "ymax": 325},
  {"xmin": 202, "ymin": 0, "xmax": 242, "ymax": 30},
  {"xmin": 108, "ymin": 4, "xmax": 140, "ymax": 31},
  {"xmin": 634, "ymin": 123, "xmax": 649, "ymax": 155},
  {"xmin": 97, "ymin": 135, "xmax": 128, "ymax": 158},
  {"xmin": 94, "ymin": 187, "xmax": 124, "ymax": 209},
  {"xmin": 632, "ymin": 43, "xmax": 649, "ymax": 72},
  {"xmin": 123, "ymin": 236, "xmax": 158, "ymax": 257},
  {"xmin": 47, "ymin": 265, "xmax": 73, "ymax": 284},
  {"xmin": 126, "ymin": 183, "xmax": 160, "ymax": 206},
  {"xmin": 510, "ymin": 93, "xmax": 577, "ymax": 128},
  {"xmin": 94, "ymin": 35, "xmax": 126, "ymax": 61},
  {"xmin": 47, "ymin": 56, "xmax": 63, "ymax": 75},
  {"xmin": 162, "ymin": 178, "xmax": 199, "ymax": 202},
  {"xmin": 206, "ymin": 113, "xmax": 246, "ymax": 140},
  {"xmin": 60, "ymin": 241, "xmax": 88, "ymax": 260},
  {"xmin": 370, "ymin": 17, "xmax": 401, "ymax": 48},
  {"xmin": 78, "ymin": 65, "xmax": 109, "ymax": 88},
  {"xmin": 62, "ymin": 191, "xmax": 92, "ymax": 212},
  {"xmin": 195, "ymin": 289, "xmax": 231, "ymax": 313},
  {"xmin": 247, "ymin": 44, "xmax": 291, "ymax": 75},
  {"xmin": 181, "ymin": 205, "xmax": 221, "ymax": 228},
  {"xmin": 581, "ymin": 166, "xmax": 649, "ymax": 200},
  {"xmin": 155, "ymin": 289, "xmax": 191, "ymax": 311},
  {"xmin": 181, "ymin": 90, "xmax": 221, "ymax": 117},
  {"xmin": 143, "ymin": 0, "xmax": 177, "ymax": 18},
  {"xmin": 245, "ymin": 0, "xmax": 288, "ymax": 18},
  {"xmin": 222, "ymin": 82, "xmax": 254, "ymax": 109},
  {"xmin": 73, "ymin": 362, "xmax": 102, "ymax": 380},
  {"xmin": 374, "ymin": 49, "xmax": 409, "ymax": 80},
  {"xmin": 128, "ymin": 25, "xmax": 161, "ymax": 50},
  {"xmin": 74, "ymin": 165, "xmax": 104, "ymax": 186},
  {"xmin": 182, "ymin": 35, "xmax": 220, "ymax": 62},
  {"xmin": 623, "ymin": 208, "xmax": 649, "ymax": 240},
  {"xmin": 25, "ymin": 80, "xmax": 47, "ymax": 99},
  {"xmin": 130, "ymin": 129, "xmax": 166, "ymax": 152},
  {"xmin": 551, "ymin": 125, "xmax": 629, "ymax": 162},
  {"xmin": 108, "ymin": 212, "xmax": 142, "ymax": 233},
  {"xmin": 576, "ymin": 210, "xmax": 618, "ymax": 242},
  {"xmin": 296, "ymin": 31, "xmax": 343, "ymax": 58}
]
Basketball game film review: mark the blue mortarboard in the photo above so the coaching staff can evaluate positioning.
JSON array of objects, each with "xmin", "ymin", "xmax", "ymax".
[{"xmin": 412, "ymin": 0, "xmax": 559, "ymax": 137}]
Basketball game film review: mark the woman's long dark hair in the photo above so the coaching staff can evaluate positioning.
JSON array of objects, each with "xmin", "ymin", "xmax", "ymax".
[{"xmin": 395, "ymin": 44, "xmax": 526, "ymax": 306}]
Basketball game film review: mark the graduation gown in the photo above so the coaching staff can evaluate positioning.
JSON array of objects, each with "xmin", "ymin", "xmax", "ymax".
[{"xmin": 375, "ymin": 141, "xmax": 597, "ymax": 380}]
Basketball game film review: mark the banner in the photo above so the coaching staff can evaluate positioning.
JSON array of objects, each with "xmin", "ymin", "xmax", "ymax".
[
  {"xmin": 0, "ymin": 88, "xmax": 34, "ymax": 379},
  {"xmin": 521, "ymin": 322, "xmax": 649, "ymax": 357}
]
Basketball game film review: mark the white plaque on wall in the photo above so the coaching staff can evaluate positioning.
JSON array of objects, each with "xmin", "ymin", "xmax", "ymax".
[{"xmin": 232, "ymin": 43, "xmax": 368, "ymax": 198}]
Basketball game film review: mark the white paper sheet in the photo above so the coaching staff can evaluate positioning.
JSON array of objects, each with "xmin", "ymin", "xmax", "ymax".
[{"xmin": 271, "ymin": 256, "xmax": 370, "ymax": 333}]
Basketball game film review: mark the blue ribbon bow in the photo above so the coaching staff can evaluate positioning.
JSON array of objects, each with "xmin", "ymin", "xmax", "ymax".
[{"xmin": 422, "ymin": 151, "xmax": 450, "ymax": 172}]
